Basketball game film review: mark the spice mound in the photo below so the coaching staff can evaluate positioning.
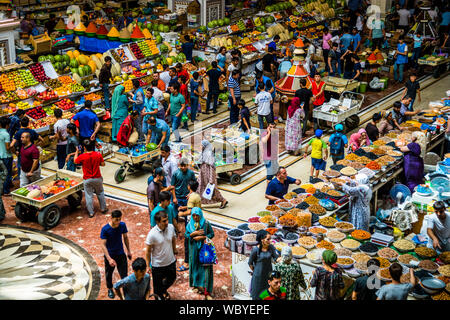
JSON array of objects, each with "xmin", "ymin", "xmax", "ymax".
[
  {"xmin": 323, "ymin": 169, "xmax": 340, "ymax": 177},
  {"xmin": 366, "ymin": 161, "xmax": 381, "ymax": 170},
  {"xmin": 351, "ymin": 229, "xmax": 371, "ymax": 240},
  {"xmin": 438, "ymin": 265, "xmax": 450, "ymax": 277},
  {"xmin": 334, "ymin": 248, "xmax": 352, "ymax": 257},
  {"xmin": 316, "ymin": 240, "xmax": 335, "ymax": 250},
  {"xmin": 327, "ymin": 230, "xmax": 345, "ymax": 240},
  {"xmin": 292, "ymin": 246, "xmax": 308, "ymax": 256},
  {"xmin": 340, "ymin": 167, "xmax": 357, "ymax": 176},
  {"xmin": 248, "ymin": 223, "xmax": 266, "ymax": 232},
  {"xmin": 359, "ymin": 242, "xmax": 378, "ymax": 253},
  {"xmin": 415, "ymin": 246, "xmax": 437, "ymax": 258},
  {"xmin": 378, "ymin": 247, "xmax": 399, "ymax": 260},
  {"xmin": 266, "ymin": 228, "xmax": 278, "ymax": 235},
  {"xmin": 335, "ymin": 222, "xmax": 354, "ymax": 230},
  {"xmin": 309, "ymin": 204, "xmax": 326, "ymax": 215},
  {"xmin": 337, "ymin": 257, "xmax": 354, "ymax": 266},
  {"xmin": 304, "ymin": 196, "xmax": 319, "ymax": 205},
  {"xmin": 397, "ymin": 254, "xmax": 419, "ymax": 265},
  {"xmin": 309, "ymin": 227, "xmax": 327, "ymax": 235},
  {"xmin": 319, "ymin": 216, "xmax": 337, "ymax": 228},
  {"xmin": 345, "ymin": 153, "xmax": 359, "ymax": 161},
  {"xmin": 355, "ymin": 261, "xmax": 368, "ymax": 271},
  {"xmin": 337, "ymin": 159, "xmax": 352, "ymax": 166},
  {"xmin": 357, "ymin": 156, "xmax": 372, "ymax": 165},
  {"xmin": 418, "ymin": 259, "xmax": 439, "ymax": 271},
  {"xmin": 393, "ymin": 239, "xmax": 416, "ymax": 252},
  {"xmin": 376, "ymin": 257, "xmax": 391, "ymax": 268},
  {"xmin": 352, "ymin": 253, "xmax": 371, "ymax": 264},
  {"xmin": 341, "ymin": 239, "xmax": 361, "ymax": 249},
  {"xmin": 242, "ymin": 233, "xmax": 257, "ymax": 242},
  {"xmin": 373, "ymin": 140, "xmax": 386, "ymax": 146},
  {"xmin": 298, "ymin": 236, "xmax": 317, "ymax": 247},
  {"xmin": 348, "ymin": 162, "xmax": 365, "ymax": 170}
]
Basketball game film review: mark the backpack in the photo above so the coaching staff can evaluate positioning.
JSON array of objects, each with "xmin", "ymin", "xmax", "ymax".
[{"xmin": 329, "ymin": 132, "xmax": 344, "ymax": 155}]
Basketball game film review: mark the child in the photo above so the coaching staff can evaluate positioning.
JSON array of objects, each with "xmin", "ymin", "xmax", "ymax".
[
  {"xmin": 189, "ymin": 72, "xmax": 201, "ymax": 123},
  {"xmin": 402, "ymin": 72, "xmax": 421, "ymax": 111},
  {"xmin": 65, "ymin": 123, "xmax": 79, "ymax": 172},
  {"xmin": 328, "ymin": 124, "xmax": 348, "ymax": 165},
  {"xmin": 303, "ymin": 129, "xmax": 328, "ymax": 182},
  {"xmin": 412, "ymin": 32, "xmax": 422, "ymax": 69},
  {"xmin": 255, "ymin": 82, "xmax": 273, "ymax": 130},
  {"xmin": 238, "ymin": 99, "xmax": 250, "ymax": 132}
]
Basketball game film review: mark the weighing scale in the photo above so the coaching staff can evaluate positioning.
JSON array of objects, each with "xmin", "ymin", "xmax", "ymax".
[{"xmin": 370, "ymin": 232, "xmax": 394, "ymax": 247}]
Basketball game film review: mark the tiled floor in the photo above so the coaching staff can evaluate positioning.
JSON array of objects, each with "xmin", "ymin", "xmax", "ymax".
[{"xmin": 1, "ymin": 195, "xmax": 232, "ymax": 300}]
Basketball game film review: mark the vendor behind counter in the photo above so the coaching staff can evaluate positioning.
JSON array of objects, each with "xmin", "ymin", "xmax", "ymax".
[
  {"xmin": 420, "ymin": 201, "xmax": 450, "ymax": 252},
  {"xmin": 265, "ymin": 166, "xmax": 301, "ymax": 204}
]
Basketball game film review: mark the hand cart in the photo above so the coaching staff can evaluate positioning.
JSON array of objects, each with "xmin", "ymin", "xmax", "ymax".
[
  {"xmin": 312, "ymin": 91, "xmax": 365, "ymax": 133},
  {"xmin": 417, "ymin": 56, "xmax": 450, "ymax": 78},
  {"xmin": 323, "ymin": 76, "xmax": 361, "ymax": 94},
  {"xmin": 113, "ymin": 148, "xmax": 161, "ymax": 183},
  {"xmin": 12, "ymin": 170, "xmax": 84, "ymax": 230}
]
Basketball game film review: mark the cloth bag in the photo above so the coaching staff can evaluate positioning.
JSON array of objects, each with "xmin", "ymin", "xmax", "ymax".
[
  {"xmin": 199, "ymin": 237, "xmax": 218, "ymax": 265},
  {"xmin": 128, "ymin": 128, "xmax": 138, "ymax": 145},
  {"xmin": 202, "ymin": 183, "xmax": 215, "ymax": 200}
]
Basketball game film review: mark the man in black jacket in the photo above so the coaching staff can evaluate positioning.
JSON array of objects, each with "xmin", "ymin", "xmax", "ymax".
[{"xmin": 99, "ymin": 56, "xmax": 113, "ymax": 111}]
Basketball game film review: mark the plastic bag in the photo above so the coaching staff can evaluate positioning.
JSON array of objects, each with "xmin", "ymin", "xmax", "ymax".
[
  {"xmin": 202, "ymin": 183, "xmax": 215, "ymax": 200},
  {"xmin": 199, "ymin": 238, "xmax": 218, "ymax": 265}
]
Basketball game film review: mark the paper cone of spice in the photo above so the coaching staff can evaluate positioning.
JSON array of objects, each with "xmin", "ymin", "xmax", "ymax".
[
  {"xmin": 86, "ymin": 22, "xmax": 98, "ymax": 37},
  {"xmin": 96, "ymin": 24, "xmax": 108, "ymax": 39},
  {"xmin": 119, "ymin": 27, "xmax": 131, "ymax": 43},
  {"xmin": 55, "ymin": 19, "xmax": 66, "ymax": 32},
  {"xmin": 130, "ymin": 25, "xmax": 145, "ymax": 42},
  {"xmin": 142, "ymin": 28, "xmax": 152, "ymax": 39},
  {"xmin": 107, "ymin": 26, "xmax": 120, "ymax": 41},
  {"xmin": 74, "ymin": 22, "xmax": 86, "ymax": 35}
]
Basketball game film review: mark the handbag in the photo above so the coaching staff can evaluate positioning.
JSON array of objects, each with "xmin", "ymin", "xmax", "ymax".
[
  {"xmin": 202, "ymin": 183, "xmax": 215, "ymax": 200},
  {"xmin": 199, "ymin": 237, "xmax": 218, "ymax": 265},
  {"xmin": 128, "ymin": 128, "xmax": 138, "ymax": 145}
]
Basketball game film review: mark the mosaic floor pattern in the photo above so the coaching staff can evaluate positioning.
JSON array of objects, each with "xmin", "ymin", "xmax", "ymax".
[{"xmin": 0, "ymin": 225, "xmax": 100, "ymax": 300}]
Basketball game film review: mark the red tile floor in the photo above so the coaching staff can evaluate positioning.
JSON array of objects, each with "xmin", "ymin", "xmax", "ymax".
[{"xmin": 1, "ymin": 194, "xmax": 233, "ymax": 300}]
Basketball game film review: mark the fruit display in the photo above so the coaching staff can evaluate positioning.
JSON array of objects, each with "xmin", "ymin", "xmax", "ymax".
[
  {"xmin": 15, "ymin": 100, "xmax": 33, "ymax": 110},
  {"xmin": 16, "ymin": 178, "xmax": 80, "ymax": 201},
  {"xmin": 58, "ymin": 75, "xmax": 75, "ymax": 86},
  {"xmin": 0, "ymin": 92, "xmax": 19, "ymax": 104},
  {"xmin": 55, "ymin": 99, "xmax": 75, "ymax": 110},
  {"xmin": 45, "ymin": 78, "xmax": 63, "ymax": 89},
  {"xmin": 29, "ymin": 63, "xmax": 50, "ymax": 82},
  {"xmin": 68, "ymin": 83, "xmax": 85, "ymax": 93},
  {"xmin": 29, "ymin": 117, "xmax": 57, "ymax": 129},
  {"xmin": 62, "ymin": 111, "xmax": 75, "ymax": 120},
  {"xmin": 26, "ymin": 106, "xmax": 47, "ymax": 120},
  {"xmin": 136, "ymin": 41, "xmax": 151, "ymax": 58},
  {"xmin": 129, "ymin": 43, "xmax": 144, "ymax": 59},
  {"xmin": 37, "ymin": 89, "xmax": 58, "ymax": 102},
  {"xmin": 122, "ymin": 79, "xmax": 133, "ymax": 92},
  {"xmin": 84, "ymin": 92, "xmax": 101, "ymax": 101},
  {"xmin": 0, "ymin": 73, "xmax": 16, "ymax": 92},
  {"xmin": 145, "ymin": 39, "xmax": 159, "ymax": 55},
  {"xmin": 17, "ymin": 69, "xmax": 39, "ymax": 87}
]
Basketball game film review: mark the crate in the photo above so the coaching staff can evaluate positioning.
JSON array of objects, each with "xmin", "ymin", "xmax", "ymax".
[
  {"xmin": 29, "ymin": 32, "xmax": 52, "ymax": 56},
  {"xmin": 40, "ymin": 150, "xmax": 56, "ymax": 163},
  {"xmin": 114, "ymin": 148, "xmax": 161, "ymax": 164}
]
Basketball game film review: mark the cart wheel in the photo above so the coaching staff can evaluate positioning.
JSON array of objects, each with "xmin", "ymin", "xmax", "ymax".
[
  {"xmin": 38, "ymin": 205, "xmax": 61, "ymax": 230},
  {"xmin": 67, "ymin": 191, "xmax": 83, "ymax": 209},
  {"xmin": 345, "ymin": 115, "xmax": 360, "ymax": 131},
  {"xmin": 134, "ymin": 162, "xmax": 144, "ymax": 170},
  {"xmin": 114, "ymin": 167, "xmax": 126, "ymax": 183},
  {"xmin": 230, "ymin": 174, "xmax": 241, "ymax": 185},
  {"xmin": 15, "ymin": 203, "xmax": 30, "ymax": 222}
]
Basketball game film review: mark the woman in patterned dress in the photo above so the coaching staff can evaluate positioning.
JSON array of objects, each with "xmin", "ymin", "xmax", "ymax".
[
  {"xmin": 197, "ymin": 140, "xmax": 228, "ymax": 209},
  {"xmin": 274, "ymin": 246, "xmax": 306, "ymax": 300},
  {"xmin": 310, "ymin": 250, "xmax": 345, "ymax": 300},
  {"xmin": 285, "ymin": 97, "xmax": 305, "ymax": 156}
]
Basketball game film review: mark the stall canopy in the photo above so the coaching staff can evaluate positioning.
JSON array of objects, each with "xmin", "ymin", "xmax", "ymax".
[{"xmin": 275, "ymin": 62, "xmax": 311, "ymax": 95}]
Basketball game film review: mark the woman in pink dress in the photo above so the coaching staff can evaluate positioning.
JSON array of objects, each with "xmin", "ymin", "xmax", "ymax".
[
  {"xmin": 285, "ymin": 97, "xmax": 305, "ymax": 155},
  {"xmin": 349, "ymin": 128, "xmax": 371, "ymax": 152}
]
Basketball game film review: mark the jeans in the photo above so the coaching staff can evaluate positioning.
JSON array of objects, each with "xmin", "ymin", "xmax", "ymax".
[
  {"xmin": 229, "ymin": 96, "xmax": 240, "ymax": 125},
  {"xmin": 102, "ymin": 83, "xmax": 110, "ymax": 110},
  {"xmin": 408, "ymin": 98, "xmax": 415, "ymax": 111},
  {"xmin": 1, "ymin": 157, "xmax": 13, "ymax": 194},
  {"xmin": 331, "ymin": 153, "xmax": 345, "ymax": 165},
  {"xmin": 323, "ymin": 49, "xmax": 330, "ymax": 72},
  {"xmin": 394, "ymin": 63, "xmax": 405, "ymax": 82},
  {"xmin": 330, "ymin": 61, "xmax": 338, "ymax": 76},
  {"xmin": 206, "ymin": 91, "xmax": 219, "ymax": 113},
  {"xmin": 84, "ymin": 177, "xmax": 107, "ymax": 215},
  {"xmin": 190, "ymin": 95, "xmax": 199, "ymax": 122},
  {"xmin": 302, "ymin": 107, "xmax": 310, "ymax": 135},
  {"xmin": 337, "ymin": 51, "xmax": 342, "ymax": 75},
  {"xmin": 152, "ymin": 261, "xmax": 176, "ymax": 299},
  {"xmin": 257, "ymin": 114, "xmax": 273, "ymax": 130},
  {"xmin": 104, "ymin": 254, "xmax": 128, "ymax": 289},
  {"xmin": 412, "ymin": 47, "xmax": 421, "ymax": 68},
  {"xmin": 372, "ymin": 37, "xmax": 383, "ymax": 50},
  {"xmin": 67, "ymin": 158, "xmax": 76, "ymax": 172},
  {"xmin": 20, "ymin": 167, "xmax": 41, "ymax": 187},
  {"xmin": 56, "ymin": 144, "xmax": 67, "ymax": 170},
  {"xmin": 171, "ymin": 115, "xmax": 181, "ymax": 142}
]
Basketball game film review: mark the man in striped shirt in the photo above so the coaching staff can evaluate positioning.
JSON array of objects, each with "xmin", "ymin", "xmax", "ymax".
[
  {"xmin": 259, "ymin": 271, "xmax": 287, "ymax": 300},
  {"xmin": 227, "ymin": 70, "xmax": 241, "ymax": 125}
]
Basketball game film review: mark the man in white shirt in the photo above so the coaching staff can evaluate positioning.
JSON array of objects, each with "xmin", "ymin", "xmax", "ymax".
[
  {"xmin": 226, "ymin": 57, "xmax": 239, "ymax": 80},
  {"xmin": 150, "ymin": 80, "xmax": 165, "ymax": 119},
  {"xmin": 426, "ymin": 201, "xmax": 450, "ymax": 252},
  {"xmin": 159, "ymin": 65, "xmax": 171, "ymax": 91},
  {"xmin": 255, "ymin": 82, "xmax": 273, "ymax": 130},
  {"xmin": 145, "ymin": 210, "xmax": 177, "ymax": 300},
  {"xmin": 160, "ymin": 145, "xmax": 178, "ymax": 187},
  {"xmin": 50, "ymin": 108, "xmax": 70, "ymax": 169},
  {"xmin": 397, "ymin": 7, "xmax": 411, "ymax": 34}
]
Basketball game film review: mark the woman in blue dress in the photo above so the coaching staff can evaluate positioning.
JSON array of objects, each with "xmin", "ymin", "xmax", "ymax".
[{"xmin": 111, "ymin": 85, "xmax": 129, "ymax": 142}]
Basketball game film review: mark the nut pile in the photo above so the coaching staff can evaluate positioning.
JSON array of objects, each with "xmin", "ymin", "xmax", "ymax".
[
  {"xmin": 337, "ymin": 257, "xmax": 354, "ymax": 265},
  {"xmin": 438, "ymin": 265, "xmax": 450, "ymax": 277},
  {"xmin": 248, "ymin": 223, "xmax": 266, "ymax": 232},
  {"xmin": 298, "ymin": 236, "xmax": 317, "ymax": 247},
  {"xmin": 317, "ymin": 240, "xmax": 335, "ymax": 250},
  {"xmin": 309, "ymin": 204, "xmax": 326, "ymax": 215},
  {"xmin": 397, "ymin": 254, "xmax": 419, "ymax": 264},
  {"xmin": 243, "ymin": 233, "xmax": 257, "ymax": 242},
  {"xmin": 415, "ymin": 246, "xmax": 437, "ymax": 258},
  {"xmin": 292, "ymin": 246, "xmax": 308, "ymax": 256},
  {"xmin": 334, "ymin": 248, "xmax": 352, "ymax": 257},
  {"xmin": 378, "ymin": 247, "xmax": 399, "ymax": 260},
  {"xmin": 327, "ymin": 230, "xmax": 345, "ymax": 240},
  {"xmin": 335, "ymin": 222, "xmax": 354, "ymax": 230},
  {"xmin": 309, "ymin": 227, "xmax": 327, "ymax": 235},
  {"xmin": 393, "ymin": 239, "xmax": 416, "ymax": 251},
  {"xmin": 418, "ymin": 259, "xmax": 439, "ymax": 271},
  {"xmin": 319, "ymin": 216, "xmax": 338, "ymax": 227},
  {"xmin": 352, "ymin": 252, "xmax": 371, "ymax": 264},
  {"xmin": 341, "ymin": 239, "xmax": 361, "ymax": 249}
]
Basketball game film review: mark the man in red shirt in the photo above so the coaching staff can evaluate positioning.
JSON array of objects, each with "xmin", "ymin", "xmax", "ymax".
[
  {"xmin": 309, "ymin": 73, "xmax": 326, "ymax": 130},
  {"xmin": 74, "ymin": 139, "xmax": 107, "ymax": 218},
  {"xmin": 176, "ymin": 63, "xmax": 190, "ymax": 86},
  {"xmin": 19, "ymin": 132, "xmax": 41, "ymax": 187}
]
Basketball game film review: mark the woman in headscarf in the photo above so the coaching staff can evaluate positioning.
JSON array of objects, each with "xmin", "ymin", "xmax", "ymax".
[
  {"xmin": 248, "ymin": 230, "xmax": 279, "ymax": 300},
  {"xmin": 378, "ymin": 111, "xmax": 395, "ymax": 136},
  {"xmin": 310, "ymin": 250, "xmax": 345, "ymax": 300},
  {"xmin": 349, "ymin": 128, "xmax": 371, "ymax": 152},
  {"xmin": 400, "ymin": 131, "xmax": 424, "ymax": 192},
  {"xmin": 185, "ymin": 207, "xmax": 215, "ymax": 300},
  {"xmin": 111, "ymin": 85, "xmax": 130, "ymax": 142},
  {"xmin": 274, "ymin": 246, "xmax": 307, "ymax": 300},
  {"xmin": 337, "ymin": 173, "xmax": 372, "ymax": 231},
  {"xmin": 285, "ymin": 97, "xmax": 305, "ymax": 156},
  {"xmin": 197, "ymin": 140, "xmax": 228, "ymax": 209}
]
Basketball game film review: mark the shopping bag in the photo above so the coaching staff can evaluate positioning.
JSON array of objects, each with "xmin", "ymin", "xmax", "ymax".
[
  {"xmin": 128, "ymin": 128, "xmax": 138, "ymax": 145},
  {"xmin": 202, "ymin": 183, "xmax": 215, "ymax": 200},
  {"xmin": 199, "ymin": 237, "xmax": 218, "ymax": 265}
]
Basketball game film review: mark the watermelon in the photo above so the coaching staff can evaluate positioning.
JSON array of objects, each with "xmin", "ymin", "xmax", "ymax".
[
  {"xmin": 224, "ymin": 17, "xmax": 230, "ymax": 25},
  {"xmin": 266, "ymin": 16, "xmax": 274, "ymax": 23},
  {"xmin": 265, "ymin": 5, "xmax": 273, "ymax": 12},
  {"xmin": 208, "ymin": 20, "xmax": 217, "ymax": 28},
  {"xmin": 163, "ymin": 25, "xmax": 169, "ymax": 33},
  {"xmin": 199, "ymin": 25, "xmax": 207, "ymax": 33},
  {"xmin": 38, "ymin": 55, "xmax": 47, "ymax": 62},
  {"xmin": 152, "ymin": 23, "xmax": 159, "ymax": 31},
  {"xmin": 63, "ymin": 54, "xmax": 70, "ymax": 64},
  {"xmin": 158, "ymin": 24, "xmax": 164, "ymax": 32},
  {"xmin": 155, "ymin": 35, "xmax": 162, "ymax": 44},
  {"xmin": 78, "ymin": 66, "xmax": 85, "ymax": 77},
  {"xmin": 54, "ymin": 54, "xmax": 63, "ymax": 62},
  {"xmin": 47, "ymin": 55, "xmax": 55, "ymax": 63},
  {"xmin": 260, "ymin": 17, "xmax": 266, "ymax": 24},
  {"xmin": 83, "ymin": 65, "xmax": 91, "ymax": 74},
  {"xmin": 153, "ymin": 31, "xmax": 160, "ymax": 37},
  {"xmin": 71, "ymin": 68, "xmax": 78, "ymax": 75},
  {"xmin": 177, "ymin": 52, "xmax": 186, "ymax": 62},
  {"xmin": 146, "ymin": 143, "xmax": 157, "ymax": 151},
  {"xmin": 69, "ymin": 58, "xmax": 78, "ymax": 68},
  {"xmin": 146, "ymin": 22, "xmax": 152, "ymax": 30},
  {"xmin": 217, "ymin": 19, "xmax": 224, "ymax": 26},
  {"xmin": 160, "ymin": 44, "xmax": 168, "ymax": 53}
]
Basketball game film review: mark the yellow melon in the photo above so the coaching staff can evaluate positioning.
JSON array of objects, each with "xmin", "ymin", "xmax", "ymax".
[
  {"xmin": 73, "ymin": 50, "xmax": 80, "ymax": 58},
  {"xmin": 96, "ymin": 53, "xmax": 102, "ymax": 60},
  {"xmin": 88, "ymin": 61, "xmax": 97, "ymax": 72},
  {"xmin": 66, "ymin": 51, "xmax": 74, "ymax": 59}
]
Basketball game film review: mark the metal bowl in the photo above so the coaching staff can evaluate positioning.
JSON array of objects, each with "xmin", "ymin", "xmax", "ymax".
[
  {"xmin": 336, "ymin": 256, "xmax": 355, "ymax": 269},
  {"xmin": 420, "ymin": 277, "xmax": 446, "ymax": 295},
  {"xmin": 226, "ymin": 228, "xmax": 244, "ymax": 241}
]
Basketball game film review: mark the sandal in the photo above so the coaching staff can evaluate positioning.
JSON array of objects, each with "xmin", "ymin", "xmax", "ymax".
[
  {"xmin": 219, "ymin": 201, "xmax": 228, "ymax": 209},
  {"xmin": 192, "ymin": 288, "xmax": 200, "ymax": 293},
  {"xmin": 177, "ymin": 265, "xmax": 189, "ymax": 272}
]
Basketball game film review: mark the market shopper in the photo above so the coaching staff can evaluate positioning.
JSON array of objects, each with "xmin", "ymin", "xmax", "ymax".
[
  {"xmin": 411, "ymin": 32, "xmax": 423, "ymax": 69},
  {"xmin": 142, "ymin": 88, "xmax": 163, "ymax": 125},
  {"xmin": 397, "ymin": 5, "xmax": 411, "ymax": 35},
  {"xmin": 8, "ymin": 109, "xmax": 25, "ymax": 140},
  {"xmin": 350, "ymin": 54, "xmax": 362, "ymax": 81},
  {"xmin": 160, "ymin": 145, "xmax": 178, "ymax": 187},
  {"xmin": 365, "ymin": 113, "xmax": 382, "ymax": 142},
  {"xmin": 216, "ymin": 46, "xmax": 227, "ymax": 72},
  {"xmin": 99, "ymin": 56, "xmax": 113, "ymax": 111},
  {"xmin": 400, "ymin": 131, "xmax": 424, "ymax": 193},
  {"xmin": 349, "ymin": 128, "xmax": 371, "ymax": 151},
  {"xmin": 19, "ymin": 132, "xmax": 41, "ymax": 187},
  {"xmin": 337, "ymin": 173, "xmax": 372, "ymax": 231},
  {"xmin": 402, "ymin": 73, "xmax": 421, "ymax": 111},
  {"xmin": 145, "ymin": 210, "xmax": 177, "ymax": 301},
  {"xmin": 322, "ymin": 27, "xmax": 333, "ymax": 73},
  {"xmin": 249, "ymin": 230, "xmax": 279, "ymax": 300},
  {"xmin": 369, "ymin": 14, "xmax": 386, "ymax": 50},
  {"xmin": 43, "ymin": 13, "xmax": 56, "ymax": 34},
  {"xmin": 116, "ymin": 111, "xmax": 139, "ymax": 147},
  {"xmin": 393, "ymin": 35, "xmax": 409, "ymax": 83},
  {"xmin": 178, "ymin": 76, "xmax": 190, "ymax": 131},
  {"xmin": 111, "ymin": 85, "xmax": 129, "ymax": 142},
  {"xmin": 376, "ymin": 263, "xmax": 417, "ymax": 300},
  {"xmin": 228, "ymin": 70, "xmax": 241, "ymax": 125},
  {"xmin": 74, "ymin": 139, "xmax": 107, "ymax": 218},
  {"xmin": 100, "ymin": 209, "xmax": 131, "ymax": 299},
  {"xmin": 425, "ymin": 201, "xmax": 450, "ymax": 251},
  {"xmin": 378, "ymin": 111, "xmax": 395, "ymax": 135},
  {"xmin": 392, "ymin": 100, "xmax": 419, "ymax": 128},
  {"xmin": 113, "ymin": 258, "xmax": 151, "ymax": 300},
  {"xmin": 20, "ymin": 13, "xmax": 36, "ymax": 34},
  {"xmin": 0, "ymin": 117, "xmax": 13, "ymax": 194},
  {"xmin": 340, "ymin": 27, "xmax": 354, "ymax": 52},
  {"xmin": 50, "ymin": 108, "xmax": 70, "ymax": 170},
  {"xmin": 328, "ymin": 123, "xmax": 348, "ymax": 164},
  {"xmin": 152, "ymin": 73, "xmax": 167, "ymax": 93},
  {"xmin": 150, "ymin": 191, "xmax": 179, "ymax": 230},
  {"xmin": 238, "ymin": 99, "xmax": 251, "ymax": 132},
  {"xmin": 284, "ymin": 97, "xmax": 304, "ymax": 155},
  {"xmin": 258, "ymin": 271, "xmax": 287, "ymax": 300},
  {"xmin": 226, "ymin": 57, "xmax": 240, "ymax": 80},
  {"xmin": 197, "ymin": 140, "xmax": 228, "ymax": 209},
  {"xmin": 129, "ymin": 79, "xmax": 146, "ymax": 143},
  {"xmin": 166, "ymin": 82, "xmax": 186, "ymax": 143},
  {"xmin": 273, "ymin": 246, "xmax": 306, "ymax": 300},
  {"xmin": 261, "ymin": 122, "xmax": 279, "ymax": 184},
  {"xmin": 352, "ymin": 27, "xmax": 362, "ymax": 52},
  {"xmin": 262, "ymin": 47, "xmax": 278, "ymax": 80},
  {"xmin": 310, "ymin": 250, "xmax": 345, "ymax": 300},
  {"xmin": 159, "ymin": 65, "xmax": 171, "ymax": 90},
  {"xmin": 185, "ymin": 207, "xmax": 215, "ymax": 300},
  {"xmin": 0, "ymin": 160, "xmax": 7, "ymax": 221},
  {"xmin": 71, "ymin": 100, "xmax": 101, "ymax": 142},
  {"xmin": 147, "ymin": 167, "xmax": 166, "ymax": 213},
  {"xmin": 205, "ymin": 61, "xmax": 222, "ymax": 114},
  {"xmin": 310, "ymin": 74, "xmax": 326, "ymax": 130},
  {"xmin": 265, "ymin": 166, "xmax": 301, "ymax": 204},
  {"xmin": 189, "ymin": 72, "xmax": 201, "ymax": 123},
  {"xmin": 144, "ymin": 116, "xmax": 170, "ymax": 149},
  {"xmin": 255, "ymin": 72, "xmax": 275, "ymax": 121},
  {"xmin": 255, "ymin": 82, "xmax": 273, "ymax": 130},
  {"xmin": 295, "ymin": 78, "xmax": 314, "ymax": 135},
  {"xmin": 180, "ymin": 35, "xmax": 194, "ymax": 63},
  {"xmin": 65, "ymin": 123, "xmax": 79, "ymax": 172},
  {"xmin": 303, "ymin": 129, "xmax": 328, "ymax": 183},
  {"xmin": 352, "ymin": 258, "xmax": 384, "ymax": 300}
]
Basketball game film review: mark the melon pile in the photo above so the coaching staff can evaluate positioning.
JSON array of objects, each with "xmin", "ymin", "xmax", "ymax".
[
  {"xmin": 267, "ymin": 23, "xmax": 292, "ymax": 41},
  {"xmin": 304, "ymin": 1, "xmax": 335, "ymax": 18}
]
